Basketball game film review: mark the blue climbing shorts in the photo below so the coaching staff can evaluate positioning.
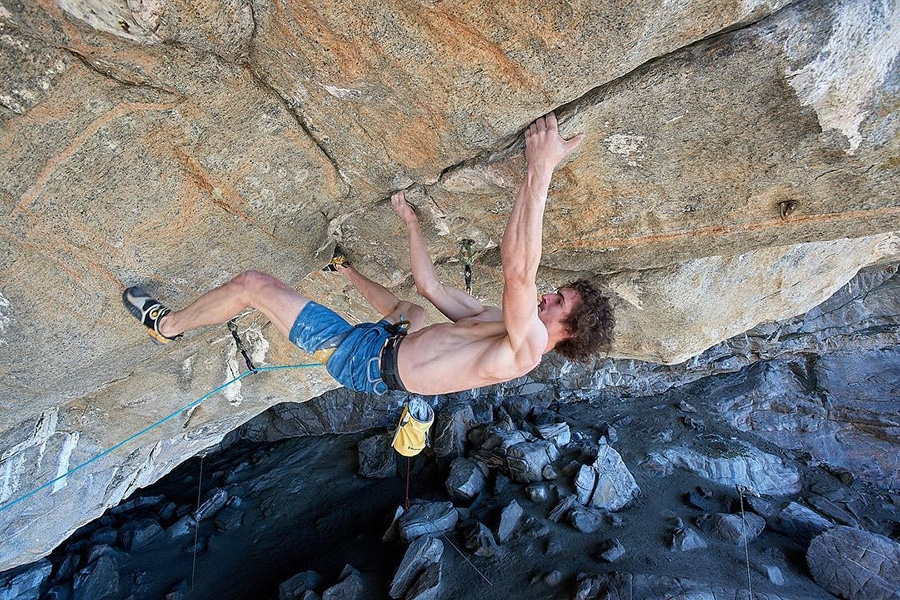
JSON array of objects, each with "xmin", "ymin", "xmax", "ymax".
[{"xmin": 288, "ymin": 301, "xmax": 394, "ymax": 394}]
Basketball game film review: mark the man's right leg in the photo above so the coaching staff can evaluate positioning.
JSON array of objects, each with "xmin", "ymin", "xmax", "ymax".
[{"xmin": 158, "ymin": 270, "xmax": 310, "ymax": 340}]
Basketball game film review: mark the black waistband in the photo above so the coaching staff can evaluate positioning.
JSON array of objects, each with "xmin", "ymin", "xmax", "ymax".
[{"xmin": 379, "ymin": 334, "xmax": 407, "ymax": 392}]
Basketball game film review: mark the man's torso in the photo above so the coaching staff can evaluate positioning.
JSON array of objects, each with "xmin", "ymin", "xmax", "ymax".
[{"xmin": 395, "ymin": 309, "xmax": 543, "ymax": 395}]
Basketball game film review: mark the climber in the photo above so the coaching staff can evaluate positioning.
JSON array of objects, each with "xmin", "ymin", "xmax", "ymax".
[{"xmin": 124, "ymin": 113, "xmax": 614, "ymax": 395}]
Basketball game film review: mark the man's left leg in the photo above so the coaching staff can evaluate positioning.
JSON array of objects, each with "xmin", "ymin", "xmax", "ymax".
[{"xmin": 155, "ymin": 270, "xmax": 311, "ymax": 339}]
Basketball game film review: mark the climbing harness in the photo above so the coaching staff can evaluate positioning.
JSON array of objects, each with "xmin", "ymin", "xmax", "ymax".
[{"xmin": 458, "ymin": 239, "xmax": 475, "ymax": 294}]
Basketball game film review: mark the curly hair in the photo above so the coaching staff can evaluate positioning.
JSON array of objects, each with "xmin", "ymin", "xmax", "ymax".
[{"xmin": 553, "ymin": 278, "xmax": 615, "ymax": 362}]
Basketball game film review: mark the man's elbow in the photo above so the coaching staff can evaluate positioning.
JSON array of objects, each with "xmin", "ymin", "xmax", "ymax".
[{"xmin": 415, "ymin": 279, "xmax": 442, "ymax": 299}]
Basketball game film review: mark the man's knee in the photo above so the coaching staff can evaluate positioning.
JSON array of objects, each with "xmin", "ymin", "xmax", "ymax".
[
  {"xmin": 233, "ymin": 270, "xmax": 284, "ymax": 301},
  {"xmin": 398, "ymin": 301, "xmax": 426, "ymax": 331}
]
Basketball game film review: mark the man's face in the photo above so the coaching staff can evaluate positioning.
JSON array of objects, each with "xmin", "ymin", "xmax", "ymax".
[{"xmin": 537, "ymin": 287, "xmax": 581, "ymax": 334}]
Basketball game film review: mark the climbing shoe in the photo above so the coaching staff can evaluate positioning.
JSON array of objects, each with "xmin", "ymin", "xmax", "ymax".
[
  {"xmin": 322, "ymin": 244, "xmax": 351, "ymax": 272},
  {"xmin": 123, "ymin": 286, "xmax": 182, "ymax": 345},
  {"xmin": 391, "ymin": 398, "xmax": 435, "ymax": 457}
]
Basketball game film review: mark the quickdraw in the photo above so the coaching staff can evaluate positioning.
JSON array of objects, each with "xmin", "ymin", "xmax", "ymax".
[
  {"xmin": 227, "ymin": 320, "xmax": 258, "ymax": 374},
  {"xmin": 458, "ymin": 238, "xmax": 475, "ymax": 294}
]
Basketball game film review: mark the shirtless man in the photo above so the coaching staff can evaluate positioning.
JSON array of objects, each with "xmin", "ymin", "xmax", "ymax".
[{"xmin": 124, "ymin": 113, "xmax": 614, "ymax": 395}]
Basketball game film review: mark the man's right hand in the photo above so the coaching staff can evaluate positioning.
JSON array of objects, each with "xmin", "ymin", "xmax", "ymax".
[{"xmin": 391, "ymin": 191, "xmax": 418, "ymax": 227}]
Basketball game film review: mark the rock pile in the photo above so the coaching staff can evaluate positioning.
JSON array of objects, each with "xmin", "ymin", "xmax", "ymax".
[
  {"xmin": 348, "ymin": 401, "xmax": 648, "ymax": 598},
  {"xmin": 0, "ymin": 489, "xmax": 235, "ymax": 599}
]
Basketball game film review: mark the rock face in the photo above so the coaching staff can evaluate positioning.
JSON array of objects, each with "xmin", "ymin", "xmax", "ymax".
[
  {"xmin": 0, "ymin": 0, "xmax": 898, "ymax": 572},
  {"xmin": 651, "ymin": 443, "xmax": 801, "ymax": 496}
]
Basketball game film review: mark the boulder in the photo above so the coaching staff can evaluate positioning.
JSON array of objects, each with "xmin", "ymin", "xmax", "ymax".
[
  {"xmin": 404, "ymin": 563, "xmax": 441, "ymax": 600},
  {"xmin": 771, "ymin": 502, "xmax": 834, "ymax": 546},
  {"xmin": 569, "ymin": 506, "xmax": 606, "ymax": 534},
  {"xmin": 755, "ymin": 564, "xmax": 786, "ymax": 586},
  {"xmin": 464, "ymin": 523, "xmax": 499, "ymax": 557},
  {"xmin": 321, "ymin": 565, "xmax": 364, "ymax": 600},
  {"xmin": 596, "ymin": 539, "xmax": 626, "ymax": 563},
  {"xmin": 0, "ymin": 559, "xmax": 52, "ymax": 600},
  {"xmin": 118, "ymin": 518, "xmax": 163, "ymax": 551},
  {"xmin": 574, "ymin": 444, "xmax": 640, "ymax": 511},
  {"xmin": 659, "ymin": 444, "xmax": 800, "ymax": 496},
  {"xmin": 279, "ymin": 570, "xmax": 322, "ymax": 600},
  {"xmin": 72, "ymin": 555, "xmax": 119, "ymax": 600},
  {"xmin": 357, "ymin": 433, "xmax": 396, "ymax": 479},
  {"xmin": 534, "ymin": 423, "xmax": 571, "ymax": 447},
  {"xmin": 495, "ymin": 500, "xmax": 524, "ymax": 543},
  {"xmin": 214, "ymin": 504, "xmax": 245, "ymax": 532},
  {"xmin": 670, "ymin": 527, "xmax": 707, "ymax": 552},
  {"xmin": 807, "ymin": 526, "xmax": 900, "ymax": 600},
  {"xmin": 444, "ymin": 458, "xmax": 487, "ymax": 502},
  {"xmin": 507, "ymin": 441, "xmax": 559, "ymax": 483},
  {"xmin": 525, "ymin": 484, "xmax": 551, "ymax": 503},
  {"xmin": 389, "ymin": 537, "xmax": 443, "ymax": 599},
  {"xmin": 399, "ymin": 502, "xmax": 458, "ymax": 543},
  {"xmin": 432, "ymin": 404, "xmax": 475, "ymax": 460},
  {"xmin": 698, "ymin": 512, "xmax": 766, "ymax": 546},
  {"xmin": 195, "ymin": 489, "xmax": 229, "ymax": 520},
  {"xmin": 548, "ymin": 494, "xmax": 578, "ymax": 523}
]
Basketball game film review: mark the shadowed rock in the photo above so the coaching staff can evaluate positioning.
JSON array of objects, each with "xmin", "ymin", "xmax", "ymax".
[
  {"xmin": 807, "ymin": 526, "xmax": 900, "ymax": 600},
  {"xmin": 576, "ymin": 571, "xmax": 815, "ymax": 600},
  {"xmin": 698, "ymin": 512, "xmax": 766, "ymax": 546},
  {"xmin": 321, "ymin": 565, "xmax": 364, "ymax": 600},
  {"xmin": 464, "ymin": 523, "xmax": 499, "ymax": 557},
  {"xmin": 389, "ymin": 537, "xmax": 443, "ymax": 599},
  {"xmin": 669, "ymin": 527, "xmax": 707, "ymax": 552},
  {"xmin": 0, "ymin": 559, "xmax": 51, "ymax": 600},
  {"xmin": 279, "ymin": 570, "xmax": 322, "ymax": 600},
  {"xmin": 72, "ymin": 555, "xmax": 119, "ymax": 600},
  {"xmin": 657, "ymin": 443, "xmax": 800, "ymax": 496},
  {"xmin": 507, "ymin": 440, "xmax": 559, "ymax": 483},
  {"xmin": 496, "ymin": 500, "xmax": 524, "ymax": 543},
  {"xmin": 433, "ymin": 404, "xmax": 475, "ymax": 460},
  {"xmin": 398, "ymin": 502, "xmax": 458, "ymax": 543},
  {"xmin": 574, "ymin": 444, "xmax": 640, "ymax": 511},
  {"xmin": 357, "ymin": 433, "xmax": 397, "ymax": 479},
  {"xmin": 445, "ymin": 458, "xmax": 487, "ymax": 502},
  {"xmin": 404, "ymin": 562, "xmax": 441, "ymax": 600}
]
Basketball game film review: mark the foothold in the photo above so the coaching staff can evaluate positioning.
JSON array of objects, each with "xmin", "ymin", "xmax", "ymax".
[
  {"xmin": 779, "ymin": 200, "xmax": 797, "ymax": 219},
  {"xmin": 119, "ymin": 20, "xmax": 130, "ymax": 32}
]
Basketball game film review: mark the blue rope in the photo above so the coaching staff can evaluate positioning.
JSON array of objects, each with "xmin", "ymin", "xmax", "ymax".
[{"xmin": 0, "ymin": 363, "xmax": 322, "ymax": 515}]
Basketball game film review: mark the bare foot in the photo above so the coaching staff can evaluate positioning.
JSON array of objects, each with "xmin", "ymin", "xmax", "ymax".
[{"xmin": 391, "ymin": 191, "xmax": 417, "ymax": 227}]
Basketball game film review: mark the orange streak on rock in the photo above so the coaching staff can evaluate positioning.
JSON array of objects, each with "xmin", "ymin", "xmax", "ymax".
[
  {"xmin": 420, "ymin": 6, "xmax": 536, "ymax": 90},
  {"xmin": 171, "ymin": 148, "xmax": 292, "ymax": 244},
  {"xmin": 14, "ymin": 101, "xmax": 183, "ymax": 214}
]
